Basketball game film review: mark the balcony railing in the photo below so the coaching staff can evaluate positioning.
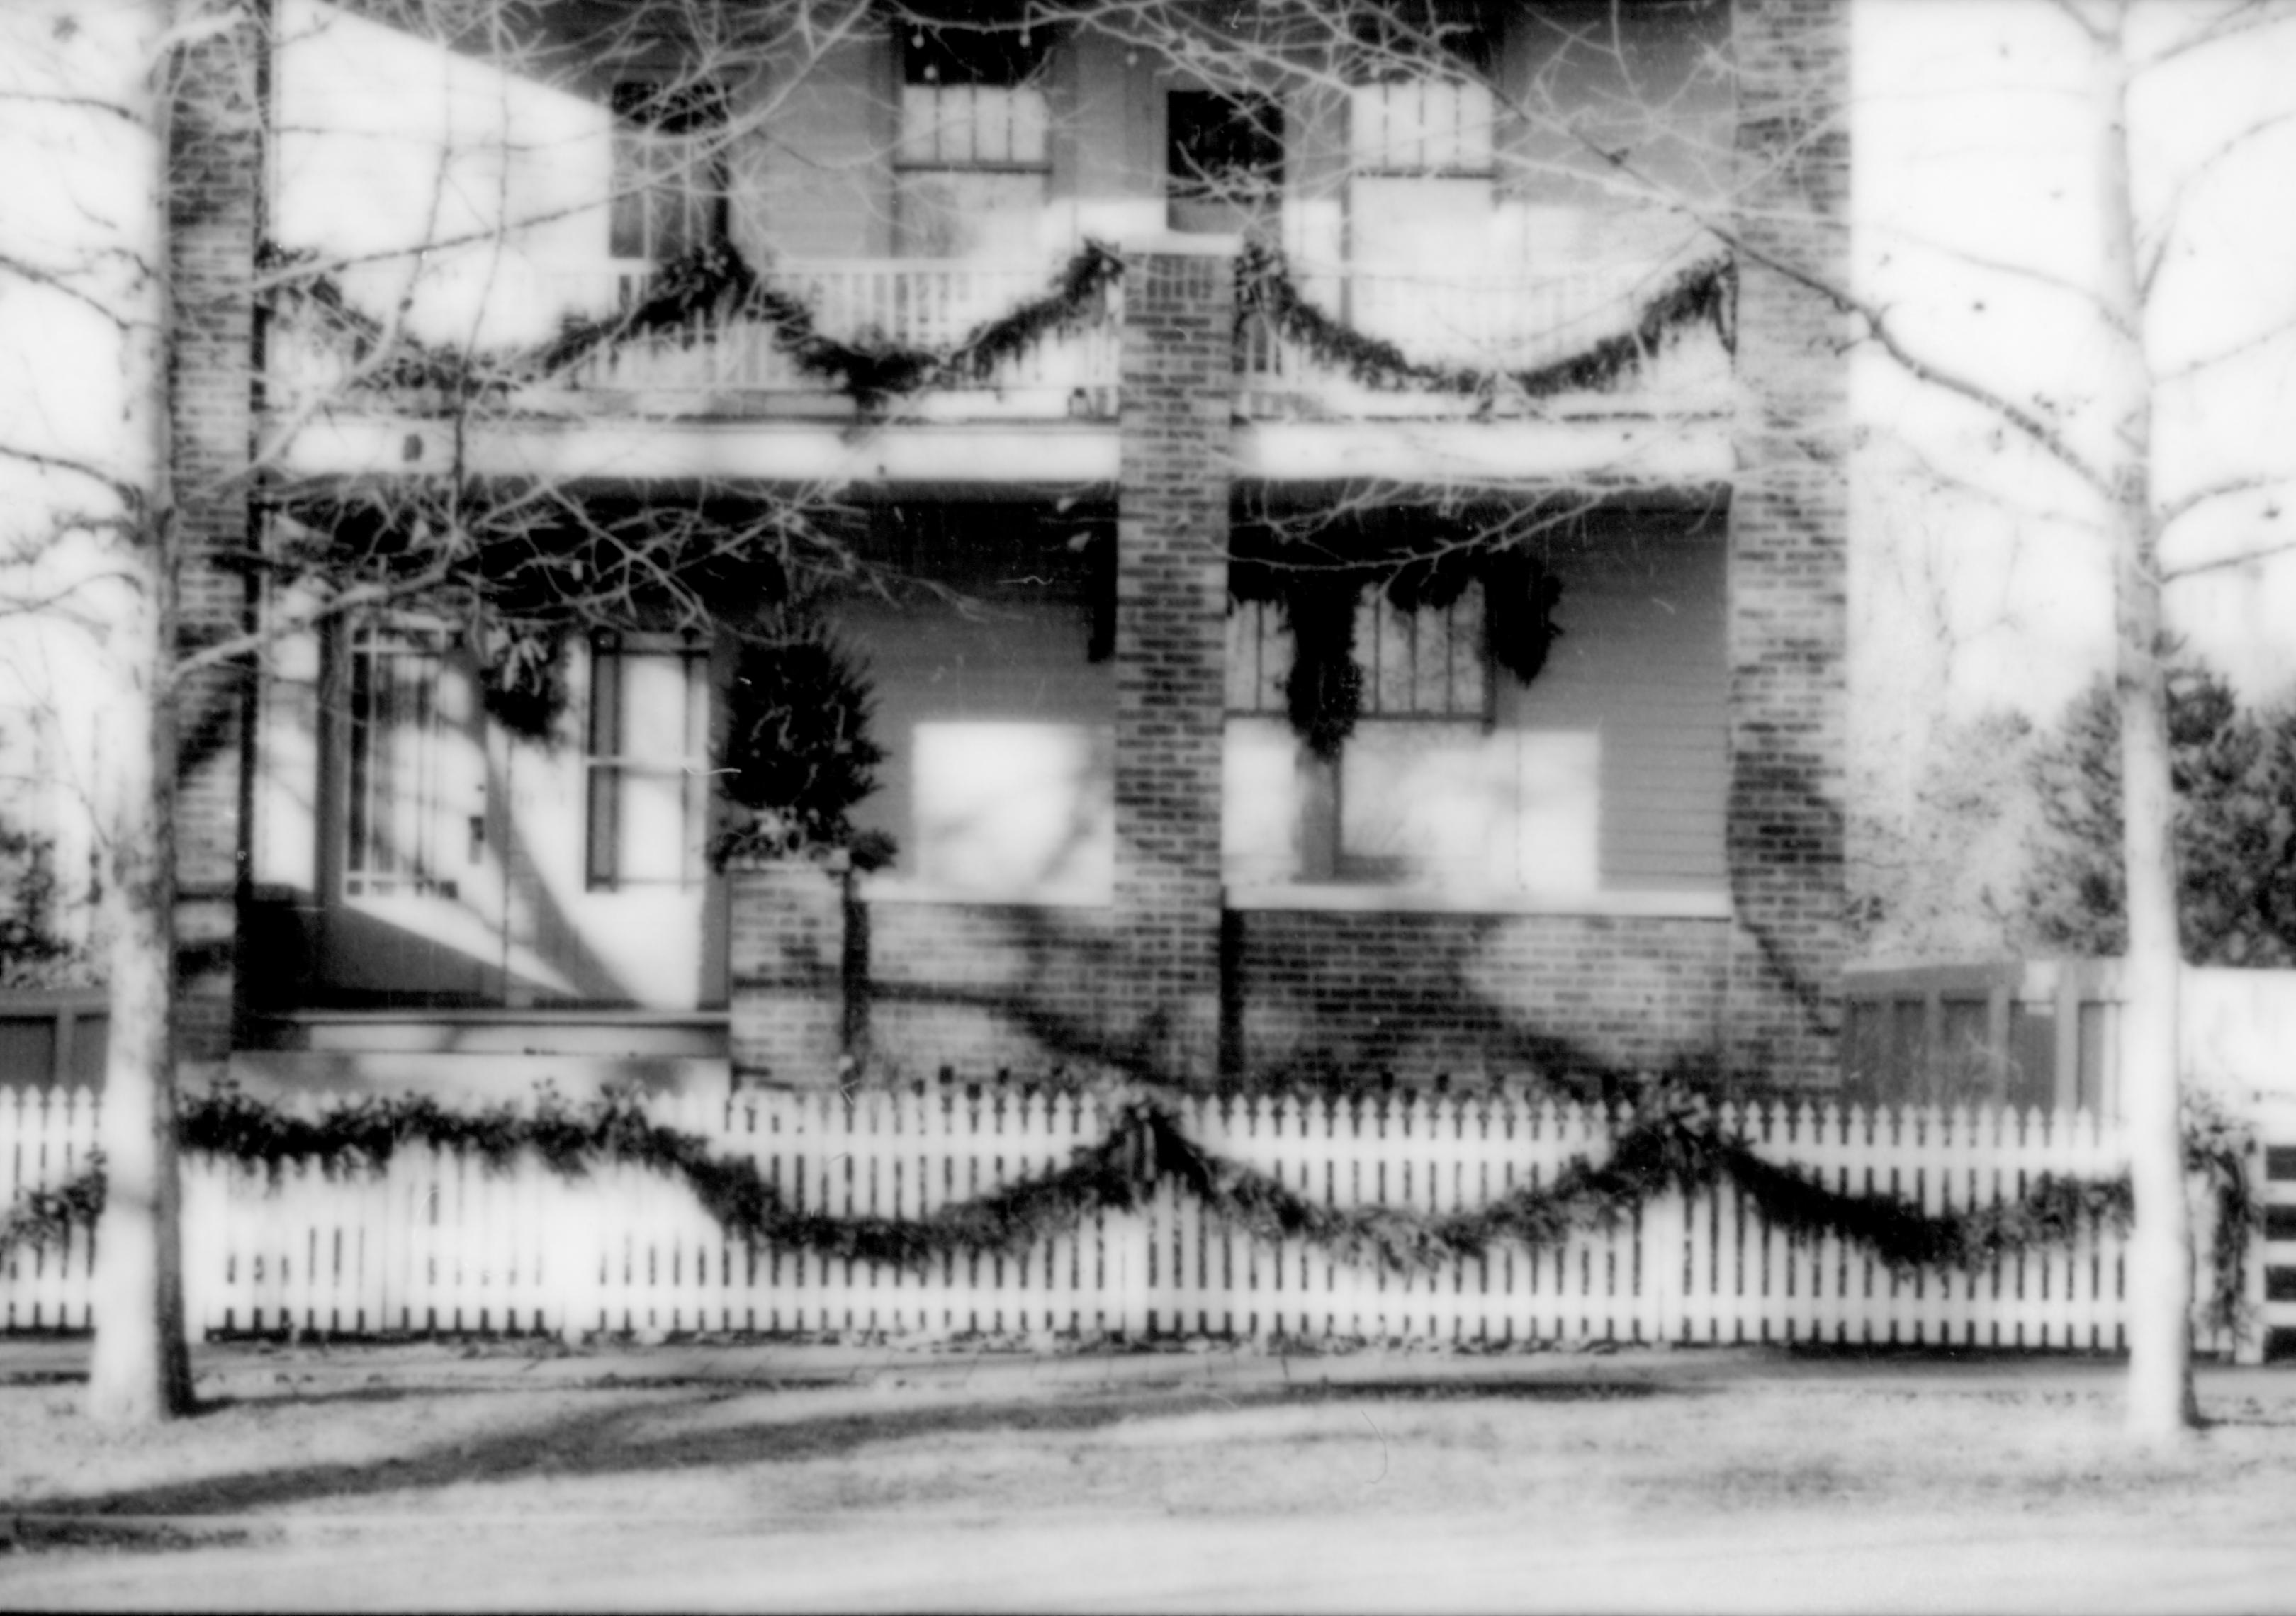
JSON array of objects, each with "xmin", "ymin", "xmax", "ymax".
[
  {"xmin": 532, "ymin": 259, "xmax": 1120, "ymax": 415},
  {"xmin": 266, "ymin": 252, "xmax": 1729, "ymax": 425},
  {"xmin": 1239, "ymin": 257, "xmax": 1734, "ymax": 420}
]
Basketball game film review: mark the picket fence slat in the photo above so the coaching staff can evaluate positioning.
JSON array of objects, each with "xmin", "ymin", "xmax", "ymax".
[{"xmin": 0, "ymin": 1085, "xmax": 2227, "ymax": 1353}]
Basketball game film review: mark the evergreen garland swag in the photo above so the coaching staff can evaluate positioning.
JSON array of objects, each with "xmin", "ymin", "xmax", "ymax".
[
  {"xmin": 262, "ymin": 238, "xmax": 1125, "ymax": 415},
  {"xmin": 0, "ymin": 1084, "xmax": 2253, "ymax": 1335},
  {"xmin": 1234, "ymin": 238, "xmax": 1736, "ymax": 401}
]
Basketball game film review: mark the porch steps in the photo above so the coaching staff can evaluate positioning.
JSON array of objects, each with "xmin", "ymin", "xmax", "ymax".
[
  {"xmin": 2262, "ymin": 1143, "xmax": 2296, "ymax": 1362},
  {"xmin": 227, "ymin": 1048, "xmax": 730, "ymax": 1102},
  {"xmin": 232, "ymin": 1009, "xmax": 733, "ymax": 1101},
  {"xmin": 252, "ymin": 1009, "xmax": 728, "ymax": 1057}
]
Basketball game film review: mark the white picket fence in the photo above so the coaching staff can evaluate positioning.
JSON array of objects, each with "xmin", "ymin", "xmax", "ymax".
[{"xmin": 0, "ymin": 1085, "xmax": 2231, "ymax": 1354}]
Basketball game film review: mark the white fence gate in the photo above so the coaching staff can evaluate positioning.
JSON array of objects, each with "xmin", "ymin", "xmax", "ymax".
[{"xmin": 0, "ymin": 1086, "xmax": 2237, "ymax": 1355}]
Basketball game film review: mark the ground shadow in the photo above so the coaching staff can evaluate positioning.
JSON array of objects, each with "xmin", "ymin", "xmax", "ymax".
[{"xmin": 13, "ymin": 1373, "xmax": 1684, "ymax": 1525}]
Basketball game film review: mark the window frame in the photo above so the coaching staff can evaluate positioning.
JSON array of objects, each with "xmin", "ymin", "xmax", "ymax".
[
  {"xmin": 1222, "ymin": 579, "xmax": 1600, "ymax": 894},
  {"xmin": 342, "ymin": 622, "xmax": 459, "ymax": 901},
  {"xmin": 584, "ymin": 634, "xmax": 714, "ymax": 892},
  {"xmin": 608, "ymin": 77, "xmax": 731, "ymax": 264}
]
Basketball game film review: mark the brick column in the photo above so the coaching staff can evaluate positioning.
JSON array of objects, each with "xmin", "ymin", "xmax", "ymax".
[
  {"xmin": 1113, "ymin": 241, "xmax": 1237, "ymax": 1083},
  {"xmin": 168, "ymin": 5, "xmax": 263, "ymax": 1070},
  {"xmin": 727, "ymin": 862, "xmax": 848, "ymax": 1087},
  {"xmin": 1726, "ymin": 0, "xmax": 1852, "ymax": 1086}
]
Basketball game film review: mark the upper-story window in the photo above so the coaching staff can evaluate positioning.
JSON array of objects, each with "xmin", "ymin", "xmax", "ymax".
[
  {"xmin": 1346, "ymin": 10, "xmax": 1496, "ymax": 174},
  {"xmin": 610, "ymin": 79, "xmax": 728, "ymax": 264},
  {"xmin": 895, "ymin": 13, "xmax": 1051, "ymax": 259},
  {"xmin": 1167, "ymin": 91, "xmax": 1285, "ymax": 236}
]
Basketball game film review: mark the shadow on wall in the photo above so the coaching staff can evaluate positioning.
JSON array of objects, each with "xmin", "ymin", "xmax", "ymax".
[{"xmin": 828, "ymin": 899, "xmax": 1743, "ymax": 1101}]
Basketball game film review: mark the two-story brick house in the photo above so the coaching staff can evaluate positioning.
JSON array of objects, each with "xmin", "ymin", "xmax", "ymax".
[{"xmin": 170, "ymin": 0, "xmax": 1848, "ymax": 1098}]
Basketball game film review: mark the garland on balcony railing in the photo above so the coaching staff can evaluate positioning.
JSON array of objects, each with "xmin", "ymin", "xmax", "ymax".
[
  {"xmin": 264, "ymin": 238, "xmax": 1124, "ymax": 415},
  {"xmin": 0, "ymin": 1083, "xmax": 2253, "ymax": 1333},
  {"xmin": 1233, "ymin": 238, "xmax": 1735, "ymax": 403}
]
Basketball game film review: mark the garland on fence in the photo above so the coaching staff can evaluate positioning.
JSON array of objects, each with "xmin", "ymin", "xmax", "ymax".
[
  {"xmin": 0, "ymin": 1084, "xmax": 2253, "ymax": 1333},
  {"xmin": 1234, "ymin": 238, "xmax": 1735, "ymax": 403},
  {"xmin": 264, "ymin": 237, "xmax": 1125, "ymax": 415}
]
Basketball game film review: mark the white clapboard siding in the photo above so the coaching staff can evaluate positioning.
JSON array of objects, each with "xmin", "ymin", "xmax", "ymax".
[{"xmin": 0, "ymin": 1084, "xmax": 2246, "ymax": 1354}]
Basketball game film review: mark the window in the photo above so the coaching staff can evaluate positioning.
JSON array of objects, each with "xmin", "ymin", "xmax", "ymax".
[
  {"xmin": 1222, "ymin": 581, "xmax": 1599, "ymax": 894},
  {"xmin": 894, "ymin": 16, "xmax": 1050, "ymax": 259},
  {"xmin": 911, "ymin": 721, "xmax": 1113, "ymax": 897},
  {"xmin": 1346, "ymin": 5, "xmax": 1496, "ymax": 173},
  {"xmin": 586, "ymin": 639, "xmax": 711, "ymax": 889},
  {"xmin": 1349, "ymin": 78, "xmax": 1495, "ymax": 174},
  {"xmin": 344, "ymin": 627, "xmax": 456, "ymax": 898},
  {"xmin": 610, "ymin": 79, "xmax": 728, "ymax": 264},
  {"xmin": 1167, "ymin": 91, "xmax": 1284, "ymax": 235}
]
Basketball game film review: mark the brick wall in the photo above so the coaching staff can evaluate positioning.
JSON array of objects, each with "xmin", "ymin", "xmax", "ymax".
[
  {"xmin": 1234, "ymin": 910, "xmax": 1731, "ymax": 1088},
  {"xmin": 169, "ymin": 4, "xmax": 263, "ymax": 1067},
  {"xmin": 864, "ymin": 901, "xmax": 1120, "ymax": 1079},
  {"xmin": 1726, "ymin": 0, "xmax": 1852, "ymax": 1085},
  {"xmin": 1112, "ymin": 243, "xmax": 1236, "ymax": 1082},
  {"xmin": 727, "ymin": 863, "xmax": 846, "ymax": 1086}
]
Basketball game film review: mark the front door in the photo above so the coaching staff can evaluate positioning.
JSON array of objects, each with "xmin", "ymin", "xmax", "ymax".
[{"xmin": 318, "ymin": 625, "xmax": 511, "ymax": 1004}]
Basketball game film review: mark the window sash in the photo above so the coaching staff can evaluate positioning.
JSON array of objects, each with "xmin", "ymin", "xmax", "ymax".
[
  {"xmin": 586, "ymin": 643, "xmax": 709, "ymax": 889},
  {"xmin": 898, "ymin": 84, "xmax": 1050, "ymax": 168},
  {"xmin": 1224, "ymin": 585, "xmax": 1489, "ymax": 722},
  {"xmin": 1349, "ymin": 79, "xmax": 1496, "ymax": 174},
  {"xmin": 344, "ymin": 629, "xmax": 455, "ymax": 898}
]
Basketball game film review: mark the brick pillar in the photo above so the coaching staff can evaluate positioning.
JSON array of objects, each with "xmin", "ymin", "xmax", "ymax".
[
  {"xmin": 1727, "ymin": 0, "xmax": 1852, "ymax": 1086},
  {"xmin": 168, "ymin": 4, "xmax": 263, "ymax": 1070},
  {"xmin": 1113, "ymin": 242, "xmax": 1237, "ymax": 1083},
  {"xmin": 728, "ymin": 862, "xmax": 848, "ymax": 1087}
]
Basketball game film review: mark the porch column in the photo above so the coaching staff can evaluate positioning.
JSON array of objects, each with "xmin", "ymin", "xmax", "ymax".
[
  {"xmin": 169, "ymin": 5, "xmax": 264, "ymax": 1071},
  {"xmin": 1726, "ymin": 0, "xmax": 1852, "ymax": 1086},
  {"xmin": 1113, "ymin": 240, "xmax": 1237, "ymax": 1083}
]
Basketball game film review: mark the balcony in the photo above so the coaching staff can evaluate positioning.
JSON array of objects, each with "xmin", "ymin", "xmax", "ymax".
[{"xmin": 266, "ymin": 245, "xmax": 1730, "ymax": 426}]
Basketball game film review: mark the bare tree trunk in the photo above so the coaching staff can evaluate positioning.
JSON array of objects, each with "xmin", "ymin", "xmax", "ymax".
[
  {"xmin": 2093, "ymin": 1, "xmax": 2196, "ymax": 1440},
  {"xmin": 86, "ymin": 0, "xmax": 195, "ymax": 1425}
]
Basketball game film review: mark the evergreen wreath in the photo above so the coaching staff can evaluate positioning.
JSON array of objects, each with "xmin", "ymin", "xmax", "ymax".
[{"xmin": 0, "ymin": 1082, "xmax": 2254, "ymax": 1335}]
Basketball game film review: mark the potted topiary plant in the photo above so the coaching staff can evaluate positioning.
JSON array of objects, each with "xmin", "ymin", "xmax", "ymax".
[
  {"xmin": 712, "ymin": 607, "xmax": 892, "ymax": 1087},
  {"xmin": 710, "ymin": 610, "xmax": 894, "ymax": 875}
]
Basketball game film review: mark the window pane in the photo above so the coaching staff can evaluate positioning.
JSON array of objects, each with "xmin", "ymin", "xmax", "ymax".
[
  {"xmin": 1340, "ymin": 725, "xmax": 1597, "ymax": 892},
  {"xmin": 1222, "ymin": 717, "xmax": 1303, "ymax": 885},
  {"xmin": 913, "ymin": 721, "xmax": 1112, "ymax": 894},
  {"xmin": 900, "ymin": 86, "xmax": 1049, "ymax": 168},
  {"xmin": 614, "ymin": 768, "xmax": 692, "ymax": 885},
  {"xmin": 896, "ymin": 169, "xmax": 1048, "ymax": 261},
  {"xmin": 586, "ymin": 645, "xmax": 707, "ymax": 887},
  {"xmin": 347, "ymin": 632, "xmax": 447, "ymax": 890},
  {"xmin": 619, "ymin": 653, "xmax": 695, "ymax": 766}
]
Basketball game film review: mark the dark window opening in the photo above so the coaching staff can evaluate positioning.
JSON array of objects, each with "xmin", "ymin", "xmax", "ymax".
[
  {"xmin": 901, "ymin": 9, "xmax": 1049, "ymax": 87},
  {"xmin": 1168, "ymin": 91, "xmax": 1283, "ymax": 234},
  {"xmin": 1348, "ymin": 3, "xmax": 1497, "ymax": 82}
]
